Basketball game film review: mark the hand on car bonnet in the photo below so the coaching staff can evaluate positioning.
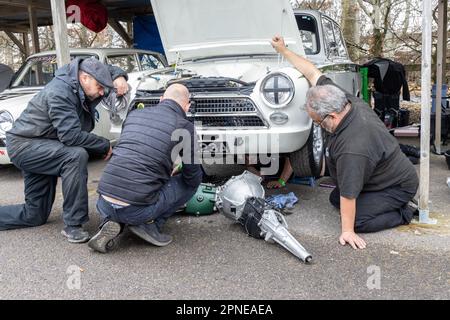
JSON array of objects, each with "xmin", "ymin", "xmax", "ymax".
[{"xmin": 270, "ymin": 35, "xmax": 287, "ymax": 53}]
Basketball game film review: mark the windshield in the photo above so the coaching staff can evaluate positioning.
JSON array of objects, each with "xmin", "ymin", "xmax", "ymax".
[{"xmin": 11, "ymin": 54, "xmax": 97, "ymax": 88}]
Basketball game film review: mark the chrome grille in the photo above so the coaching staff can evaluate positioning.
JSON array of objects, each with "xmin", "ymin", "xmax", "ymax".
[
  {"xmin": 192, "ymin": 98, "xmax": 256, "ymax": 113},
  {"xmin": 133, "ymin": 96, "xmax": 266, "ymax": 128},
  {"xmin": 191, "ymin": 116, "xmax": 265, "ymax": 128}
]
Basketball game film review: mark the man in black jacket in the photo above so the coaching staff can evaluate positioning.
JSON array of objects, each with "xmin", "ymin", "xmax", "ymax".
[
  {"xmin": 88, "ymin": 84, "xmax": 203, "ymax": 253},
  {"xmin": 0, "ymin": 57, "xmax": 128, "ymax": 243}
]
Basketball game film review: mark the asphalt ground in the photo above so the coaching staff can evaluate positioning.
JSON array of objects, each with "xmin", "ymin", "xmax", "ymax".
[{"xmin": 0, "ymin": 140, "xmax": 449, "ymax": 300}]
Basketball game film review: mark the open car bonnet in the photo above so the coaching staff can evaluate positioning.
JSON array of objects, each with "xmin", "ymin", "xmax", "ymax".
[{"xmin": 150, "ymin": 0, "xmax": 304, "ymax": 64}]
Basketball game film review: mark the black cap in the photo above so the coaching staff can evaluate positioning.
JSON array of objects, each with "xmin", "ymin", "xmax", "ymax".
[{"xmin": 79, "ymin": 57, "xmax": 114, "ymax": 89}]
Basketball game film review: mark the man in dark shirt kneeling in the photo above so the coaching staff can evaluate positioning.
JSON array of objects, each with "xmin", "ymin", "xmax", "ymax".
[
  {"xmin": 271, "ymin": 36, "xmax": 419, "ymax": 250},
  {"xmin": 88, "ymin": 84, "xmax": 203, "ymax": 253}
]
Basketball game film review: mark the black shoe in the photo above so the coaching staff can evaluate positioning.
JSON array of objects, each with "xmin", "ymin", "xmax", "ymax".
[
  {"xmin": 88, "ymin": 220, "xmax": 122, "ymax": 253},
  {"xmin": 400, "ymin": 144, "xmax": 420, "ymax": 158},
  {"xmin": 129, "ymin": 222, "xmax": 172, "ymax": 247},
  {"xmin": 407, "ymin": 199, "xmax": 419, "ymax": 216},
  {"xmin": 61, "ymin": 225, "xmax": 90, "ymax": 243},
  {"xmin": 408, "ymin": 156, "xmax": 419, "ymax": 165}
]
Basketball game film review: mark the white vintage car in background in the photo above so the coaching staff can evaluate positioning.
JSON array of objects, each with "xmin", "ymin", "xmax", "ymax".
[
  {"xmin": 0, "ymin": 48, "xmax": 167, "ymax": 164},
  {"xmin": 125, "ymin": 0, "xmax": 361, "ymax": 177}
]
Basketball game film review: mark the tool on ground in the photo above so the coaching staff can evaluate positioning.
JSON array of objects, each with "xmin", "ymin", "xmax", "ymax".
[
  {"xmin": 216, "ymin": 171, "xmax": 312, "ymax": 263},
  {"xmin": 289, "ymin": 176, "xmax": 316, "ymax": 187}
]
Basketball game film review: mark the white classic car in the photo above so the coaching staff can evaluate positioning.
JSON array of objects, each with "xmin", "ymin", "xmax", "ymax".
[
  {"xmin": 0, "ymin": 48, "xmax": 167, "ymax": 164},
  {"xmin": 124, "ymin": 0, "xmax": 361, "ymax": 177}
]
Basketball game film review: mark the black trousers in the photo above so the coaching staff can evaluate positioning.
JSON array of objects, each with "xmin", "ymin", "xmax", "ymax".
[
  {"xmin": 0, "ymin": 138, "xmax": 89, "ymax": 230},
  {"xmin": 329, "ymin": 185, "xmax": 417, "ymax": 233}
]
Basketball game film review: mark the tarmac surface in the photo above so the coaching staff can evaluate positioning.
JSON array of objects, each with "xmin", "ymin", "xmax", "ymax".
[{"xmin": 0, "ymin": 139, "xmax": 449, "ymax": 300}]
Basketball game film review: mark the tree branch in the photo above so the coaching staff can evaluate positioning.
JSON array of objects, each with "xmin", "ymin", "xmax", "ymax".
[{"xmin": 357, "ymin": 0, "xmax": 373, "ymax": 18}]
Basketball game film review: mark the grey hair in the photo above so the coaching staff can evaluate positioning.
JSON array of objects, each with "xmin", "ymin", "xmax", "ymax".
[{"xmin": 305, "ymin": 85, "xmax": 348, "ymax": 118}]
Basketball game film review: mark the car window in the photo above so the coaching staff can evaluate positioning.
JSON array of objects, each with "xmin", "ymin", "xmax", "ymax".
[
  {"xmin": 11, "ymin": 54, "xmax": 97, "ymax": 87},
  {"xmin": 139, "ymin": 53, "xmax": 165, "ymax": 70},
  {"xmin": 332, "ymin": 22, "xmax": 349, "ymax": 59},
  {"xmin": 295, "ymin": 14, "xmax": 320, "ymax": 55},
  {"xmin": 322, "ymin": 16, "xmax": 339, "ymax": 59},
  {"xmin": 106, "ymin": 54, "xmax": 139, "ymax": 73},
  {"xmin": 14, "ymin": 56, "xmax": 57, "ymax": 87}
]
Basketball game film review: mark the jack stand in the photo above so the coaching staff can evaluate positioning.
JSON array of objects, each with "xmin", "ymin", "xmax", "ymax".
[{"xmin": 289, "ymin": 176, "xmax": 316, "ymax": 187}]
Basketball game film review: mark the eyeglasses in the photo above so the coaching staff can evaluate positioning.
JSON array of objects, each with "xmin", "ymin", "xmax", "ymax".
[{"xmin": 313, "ymin": 114, "xmax": 330, "ymax": 127}]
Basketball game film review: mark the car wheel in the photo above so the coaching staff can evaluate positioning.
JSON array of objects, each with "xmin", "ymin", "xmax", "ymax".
[{"xmin": 289, "ymin": 124, "xmax": 324, "ymax": 178}]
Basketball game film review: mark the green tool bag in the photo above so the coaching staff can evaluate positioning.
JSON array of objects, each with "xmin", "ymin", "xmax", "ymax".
[{"xmin": 185, "ymin": 183, "xmax": 217, "ymax": 216}]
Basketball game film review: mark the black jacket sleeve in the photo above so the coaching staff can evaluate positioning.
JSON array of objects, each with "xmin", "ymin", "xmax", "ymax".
[{"xmin": 47, "ymin": 91, "xmax": 110, "ymax": 155}]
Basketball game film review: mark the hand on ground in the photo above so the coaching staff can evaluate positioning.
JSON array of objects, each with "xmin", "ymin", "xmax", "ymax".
[{"xmin": 339, "ymin": 231, "xmax": 366, "ymax": 249}]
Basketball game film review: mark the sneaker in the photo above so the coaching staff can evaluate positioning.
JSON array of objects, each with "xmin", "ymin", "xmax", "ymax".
[
  {"xmin": 129, "ymin": 222, "xmax": 172, "ymax": 247},
  {"xmin": 88, "ymin": 220, "xmax": 122, "ymax": 253},
  {"xmin": 61, "ymin": 225, "xmax": 90, "ymax": 243}
]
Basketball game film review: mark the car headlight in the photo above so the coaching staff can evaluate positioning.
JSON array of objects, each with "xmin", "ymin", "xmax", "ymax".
[
  {"xmin": 0, "ymin": 110, "xmax": 14, "ymax": 135},
  {"xmin": 260, "ymin": 72, "xmax": 295, "ymax": 108}
]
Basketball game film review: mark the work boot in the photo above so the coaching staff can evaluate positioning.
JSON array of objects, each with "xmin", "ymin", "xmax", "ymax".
[
  {"xmin": 61, "ymin": 225, "xmax": 90, "ymax": 243},
  {"xmin": 129, "ymin": 221, "xmax": 172, "ymax": 247},
  {"xmin": 88, "ymin": 220, "xmax": 122, "ymax": 253}
]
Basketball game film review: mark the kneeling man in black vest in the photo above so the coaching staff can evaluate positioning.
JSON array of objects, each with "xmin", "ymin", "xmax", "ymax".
[{"xmin": 88, "ymin": 84, "xmax": 203, "ymax": 253}]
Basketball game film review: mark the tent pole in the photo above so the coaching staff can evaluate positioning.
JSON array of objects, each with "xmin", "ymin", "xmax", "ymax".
[
  {"xmin": 419, "ymin": 0, "xmax": 436, "ymax": 224},
  {"xmin": 434, "ymin": 0, "xmax": 448, "ymax": 155}
]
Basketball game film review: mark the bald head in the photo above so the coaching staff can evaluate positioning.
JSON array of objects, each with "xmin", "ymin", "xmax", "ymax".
[{"xmin": 162, "ymin": 84, "xmax": 191, "ymax": 112}]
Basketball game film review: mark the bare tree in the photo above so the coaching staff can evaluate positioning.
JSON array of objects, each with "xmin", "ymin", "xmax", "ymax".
[
  {"xmin": 297, "ymin": 0, "xmax": 334, "ymax": 11},
  {"xmin": 357, "ymin": 0, "xmax": 393, "ymax": 57},
  {"xmin": 341, "ymin": 0, "xmax": 361, "ymax": 61}
]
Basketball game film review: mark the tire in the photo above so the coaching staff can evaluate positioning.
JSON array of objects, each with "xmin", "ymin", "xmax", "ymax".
[{"xmin": 289, "ymin": 124, "xmax": 324, "ymax": 178}]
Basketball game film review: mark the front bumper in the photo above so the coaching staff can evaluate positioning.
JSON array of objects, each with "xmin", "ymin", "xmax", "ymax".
[{"xmin": 197, "ymin": 127, "xmax": 310, "ymax": 156}]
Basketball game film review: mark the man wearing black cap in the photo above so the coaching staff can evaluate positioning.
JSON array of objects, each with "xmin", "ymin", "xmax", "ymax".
[{"xmin": 0, "ymin": 57, "xmax": 128, "ymax": 243}]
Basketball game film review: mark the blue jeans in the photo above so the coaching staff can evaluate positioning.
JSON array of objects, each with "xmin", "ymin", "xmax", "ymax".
[{"xmin": 96, "ymin": 174, "xmax": 198, "ymax": 230}]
